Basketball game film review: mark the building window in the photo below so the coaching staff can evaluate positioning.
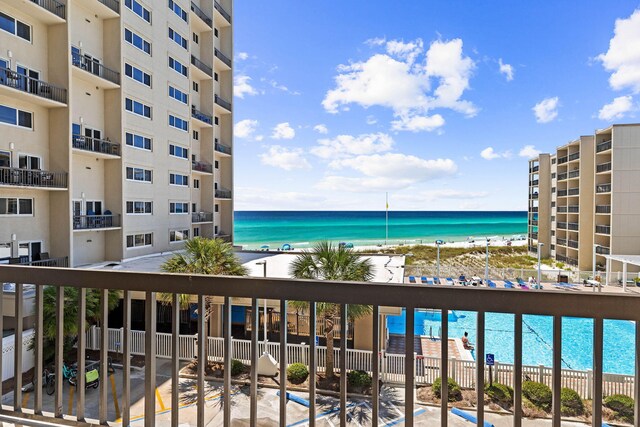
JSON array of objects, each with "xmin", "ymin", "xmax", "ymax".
[
  {"xmin": 193, "ymin": 227, "xmax": 200, "ymax": 237},
  {"xmin": 168, "ymin": 86, "xmax": 188, "ymax": 104},
  {"xmin": 168, "ymin": 27, "xmax": 188, "ymax": 50},
  {"xmin": 550, "ymin": 245, "xmax": 555, "ymax": 250},
  {"xmin": 551, "ymin": 216, "xmax": 555, "ymax": 221},
  {"xmin": 126, "ymin": 233, "xmax": 153, "ymax": 248},
  {"xmin": 192, "ymin": 32, "xmax": 199, "ymax": 44},
  {"xmin": 214, "ymin": 28, "xmax": 218, "ymax": 38},
  {"xmin": 168, "ymin": 56, "xmax": 188, "ymax": 77},
  {"xmin": 126, "ymin": 166, "xmax": 152, "ymax": 183},
  {"xmin": 124, "ymin": 28, "xmax": 151, "ymax": 55},
  {"xmin": 0, "ymin": 105, "xmax": 33, "ymax": 129},
  {"xmin": 214, "ymin": 116, "xmax": 219, "ymax": 125},
  {"xmin": 168, "ymin": 0, "xmax": 188, "ymax": 22},
  {"xmin": 551, "ymin": 173, "xmax": 556, "ymax": 179},
  {"xmin": 193, "ymin": 81, "xmax": 199, "ymax": 92},
  {"xmin": 169, "ymin": 114, "xmax": 188, "ymax": 132},
  {"xmin": 551, "ymin": 187, "xmax": 556, "ymax": 193},
  {"xmin": 192, "ymin": 130, "xmax": 199, "ymax": 140},
  {"xmin": 169, "ymin": 173, "xmax": 189, "ymax": 186},
  {"xmin": 170, "ymin": 229, "xmax": 190, "ymax": 242},
  {"xmin": 169, "ymin": 202, "xmax": 189, "ymax": 214},
  {"xmin": 214, "ymin": 72, "xmax": 218, "ymax": 81},
  {"xmin": 551, "ymin": 230, "xmax": 555, "ymax": 236},
  {"xmin": 193, "ymin": 179, "xmax": 200, "ymax": 189},
  {"xmin": 125, "ymin": 132, "xmax": 152, "ymax": 151},
  {"xmin": 124, "ymin": 0, "xmax": 151, "ymax": 23},
  {"xmin": 552, "ymin": 158, "xmax": 556, "ymax": 164},
  {"xmin": 126, "ymin": 201, "xmax": 152, "ymax": 214},
  {"xmin": 551, "ymin": 201, "xmax": 556, "ymax": 207},
  {"xmin": 125, "ymin": 63, "xmax": 152, "ymax": 87},
  {"xmin": 18, "ymin": 154, "xmax": 40, "ymax": 170},
  {"xmin": 0, "ymin": 197, "xmax": 33, "ymax": 215},
  {"xmin": 215, "ymin": 204, "xmax": 219, "ymax": 213},
  {"xmin": 214, "ymin": 160, "xmax": 219, "ymax": 169},
  {"xmin": 215, "ymin": 225, "xmax": 219, "ymax": 234},
  {"xmin": 125, "ymin": 98, "xmax": 152, "ymax": 118},
  {"xmin": 0, "ymin": 12, "xmax": 31, "ymax": 42},
  {"xmin": 169, "ymin": 144, "xmax": 188, "ymax": 159}
]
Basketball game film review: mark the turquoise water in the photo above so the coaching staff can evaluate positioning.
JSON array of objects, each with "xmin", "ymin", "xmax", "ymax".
[
  {"xmin": 235, "ymin": 211, "xmax": 527, "ymax": 249},
  {"xmin": 387, "ymin": 310, "xmax": 635, "ymax": 375}
]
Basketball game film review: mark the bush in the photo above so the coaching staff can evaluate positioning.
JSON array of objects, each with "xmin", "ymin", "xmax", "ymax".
[
  {"xmin": 286, "ymin": 363, "xmax": 309, "ymax": 384},
  {"xmin": 433, "ymin": 377, "xmax": 462, "ymax": 402},
  {"xmin": 231, "ymin": 359, "xmax": 245, "ymax": 376},
  {"xmin": 522, "ymin": 381, "xmax": 552, "ymax": 412},
  {"xmin": 347, "ymin": 370, "xmax": 372, "ymax": 389},
  {"xmin": 485, "ymin": 383, "xmax": 513, "ymax": 406},
  {"xmin": 560, "ymin": 388, "xmax": 584, "ymax": 416},
  {"xmin": 604, "ymin": 394, "xmax": 634, "ymax": 423}
]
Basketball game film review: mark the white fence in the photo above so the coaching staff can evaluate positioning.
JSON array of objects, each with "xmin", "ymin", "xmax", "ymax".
[
  {"xmin": 85, "ymin": 326, "xmax": 634, "ymax": 399},
  {"xmin": 2, "ymin": 329, "xmax": 35, "ymax": 382}
]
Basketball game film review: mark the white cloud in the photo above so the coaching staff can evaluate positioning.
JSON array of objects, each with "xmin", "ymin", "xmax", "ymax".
[
  {"xmin": 386, "ymin": 38, "xmax": 424, "ymax": 65},
  {"xmin": 597, "ymin": 9, "xmax": 640, "ymax": 93},
  {"xmin": 598, "ymin": 95, "xmax": 635, "ymax": 121},
  {"xmin": 262, "ymin": 78, "xmax": 300, "ymax": 95},
  {"xmin": 480, "ymin": 147, "xmax": 511, "ymax": 160},
  {"xmin": 234, "ymin": 75, "xmax": 259, "ymax": 99},
  {"xmin": 236, "ymin": 52, "xmax": 249, "ymax": 61},
  {"xmin": 234, "ymin": 119, "xmax": 259, "ymax": 139},
  {"xmin": 391, "ymin": 114, "xmax": 445, "ymax": 132},
  {"xmin": 519, "ymin": 145, "xmax": 541, "ymax": 158},
  {"xmin": 366, "ymin": 115, "xmax": 378, "ymax": 125},
  {"xmin": 259, "ymin": 145, "xmax": 310, "ymax": 171},
  {"xmin": 311, "ymin": 133, "xmax": 394, "ymax": 159},
  {"xmin": 313, "ymin": 124, "xmax": 329, "ymax": 134},
  {"xmin": 235, "ymin": 187, "xmax": 330, "ymax": 210},
  {"xmin": 533, "ymin": 97, "xmax": 559, "ymax": 123},
  {"xmin": 395, "ymin": 189, "xmax": 489, "ymax": 203},
  {"xmin": 364, "ymin": 37, "xmax": 386, "ymax": 47},
  {"xmin": 498, "ymin": 58, "xmax": 514, "ymax": 81},
  {"xmin": 271, "ymin": 122, "xmax": 296, "ymax": 140}
]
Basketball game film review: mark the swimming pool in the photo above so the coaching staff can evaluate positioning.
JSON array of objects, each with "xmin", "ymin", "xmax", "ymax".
[{"xmin": 386, "ymin": 309, "xmax": 636, "ymax": 375}]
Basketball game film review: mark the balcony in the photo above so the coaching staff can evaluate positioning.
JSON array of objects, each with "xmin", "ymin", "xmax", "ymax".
[
  {"xmin": 596, "ymin": 162, "xmax": 612, "ymax": 173},
  {"xmin": 0, "ymin": 167, "xmax": 67, "ymax": 189},
  {"xmin": 192, "ymin": 160, "xmax": 213, "ymax": 174},
  {"xmin": 72, "ymin": 134, "xmax": 120, "ymax": 157},
  {"xmin": 557, "ymin": 205, "xmax": 579, "ymax": 213},
  {"xmin": 73, "ymin": 214, "xmax": 121, "ymax": 230},
  {"xmin": 557, "ymin": 172, "xmax": 567, "ymax": 181},
  {"xmin": 596, "ymin": 205, "xmax": 611, "ymax": 214},
  {"xmin": 568, "ymin": 170, "xmax": 579, "ymax": 179},
  {"xmin": 215, "ymin": 142, "xmax": 232, "ymax": 156},
  {"xmin": 214, "ymin": 47, "xmax": 232, "ymax": 69},
  {"xmin": 0, "ymin": 264, "xmax": 638, "ymax": 427},
  {"xmin": 556, "ymin": 238, "xmax": 567, "ymax": 247},
  {"xmin": 192, "ymin": 211, "xmax": 213, "ymax": 223},
  {"xmin": 530, "ymin": 193, "xmax": 538, "ymax": 199},
  {"xmin": 567, "ymin": 222, "xmax": 579, "ymax": 231},
  {"xmin": 0, "ymin": 67, "xmax": 67, "ymax": 106},
  {"xmin": 71, "ymin": 50, "xmax": 120, "ymax": 88},
  {"xmin": 556, "ymin": 254, "xmax": 578, "ymax": 265},
  {"xmin": 529, "ymin": 207, "xmax": 538, "ymax": 213},
  {"xmin": 215, "ymin": 94, "xmax": 232, "ymax": 112},
  {"xmin": 190, "ymin": 54, "xmax": 213, "ymax": 79},
  {"xmin": 596, "ymin": 225, "xmax": 611, "ymax": 235},
  {"xmin": 191, "ymin": 106, "xmax": 213, "ymax": 126},
  {"xmin": 214, "ymin": 0, "xmax": 231, "ymax": 24},
  {"xmin": 529, "ymin": 179, "xmax": 539, "ymax": 186},
  {"xmin": 568, "ymin": 152, "xmax": 580, "ymax": 162},
  {"xmin": 25, "ymin": 0, "xmax": 66, "ymax": 22},
  {"xmin": 558, "ymin": 156, "xmax": 568, "ymax": 164},
  {"xmin": 529, "ymin": 165, "xmax": 539, "ymax": 173},
  {"xmin": 215, "ymin": 187, "xmax": 232, "ymax": 199},
  {"xmin": 596, "ymin": 183, "xmax": 611, "ymax": 194},
  {"xmin": 191, "ymin": 1, "xmax": 213, "ymax": 28},
  {"xmin": 596, "ymin": 246, "xmax": 610, "ymax": 255},
  {"xmin": 97, "ymin": 0, "xmax": 119, "ymax": 14},
  {"xmin": 530, "ymin": 220, "xmax": 538, "ymax": 226},
  {"xmin": 567, "ymin": 239, "xmax": 579, "ymax": 249},
  {"xmin": 596, "ymin": 140, "xmax": 612, "ymax": 153},
  {"xmin": 568, "ymin": 188, "xmax": 579, "ymax": 196},
  {"xmin": 557, "ymin": 190, "xmax": 567, "ymax": 197},
  {"xmin": 530, "ymin": 232, "xmax": 538, "ymax": 240}
]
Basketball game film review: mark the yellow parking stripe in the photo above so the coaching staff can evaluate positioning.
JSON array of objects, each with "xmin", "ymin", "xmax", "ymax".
[
  {"xmin": 22, "ymin": 392, "xmax": 30, "ymax": 408},
  {"xmin": 155, "ymin": 387, "xmax": 166, "ymax": 411}
]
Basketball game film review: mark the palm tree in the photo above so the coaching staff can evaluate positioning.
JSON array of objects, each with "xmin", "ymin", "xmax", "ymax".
[{"xmin": 289, "ymin": 241, "xmax": 374, "ymax": 380}]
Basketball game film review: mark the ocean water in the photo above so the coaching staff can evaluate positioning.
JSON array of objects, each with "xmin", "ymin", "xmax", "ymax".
[{"xmin": 234, "ymin": 211, "xmax": 528, "ymax": 249}]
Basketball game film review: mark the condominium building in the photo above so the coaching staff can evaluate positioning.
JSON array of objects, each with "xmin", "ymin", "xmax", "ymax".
[
  {"xmin": 528, "ymin": 124, "xmax": 640, "ymax": 271},
  {"xmin": 0, "ymin": 0, "xmax": 234, "ymax": 267}
]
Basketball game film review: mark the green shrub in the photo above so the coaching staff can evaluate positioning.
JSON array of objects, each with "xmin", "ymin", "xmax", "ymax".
[
  {"xmin": 604, "ymin": 394, "xmax": 634, "ymax": 423},
  {"xmin": 560, "ymin": 388, "xmax": 584, "ymax": 416},
  {"xmin": 433, "ymin": 377, "xmax": 462, "ymax": 402},
  {"xmin": 286, "ymin": 363, "xmax": 309, "ymax": 384},
  {"xmin": 485, "ymin": 383, "xmax": 513, "ymax": 406},
  {"xmin": 231, "ymin": 359, "xmax": 245, "ymax": 376},
  {"xmin": 347, "ymin": 370, "xmax": 372, "ymax": 389},
  {"xmin": 522, "ymin": 381, "xmax": 552, "ymax": 412}
]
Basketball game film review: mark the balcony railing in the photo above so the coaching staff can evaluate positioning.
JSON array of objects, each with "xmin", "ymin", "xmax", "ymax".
[
  {"xmin": 214, "ymin": 0, "xmax": 231, "ymax": 23},
  {"xmin": 568, "ymin": 188, "xmax": 579, "ymax": 196},
  {"xmin": 529, "ymin": 179, "xmax": 539, "ymax": 186},
  {"xmin": 556, "ymin": 254, "xmax": 578, "ymax": 265},
  {"xmin": 21, "ymin": 256, "xmax": 69, "ymax": 267},
  {"xmin": 71, "ymin": 50, "xmax": 120, "ymax": 85},
  {"xmin": 191, "ymin": 1, "xmax": 212, "ymax": 27},
  {"xmin": 0, "ymin": 67, "xmax": 67, "ymax": 104},
  {"xmin": 192, "ymin": 106, "xmax": 213, "ymax": 125},
  {"xmin": 596, "ymin": 140, "xmax": 612, "ymax": 153},
  {"xmin": 31, "ymin": 0, "xmax": 66, "ymax": 19},
  {"xmin": 568, "ymin": 170, "xmax": 580, "ymax": 179},
  {"xmin": 596, "ymin": 205, "xmax": 611, "ymax": 214},
  {"xmin": 568, "ymin": 152, "xmax": 580, "ymax": 162},
  {"xmin": 530, "ymin": 207, "xmax": 538, "ymax": 213},
  {"xmin": 596, "ymin": 162, "xmax": 612, "ymax": 173},
  {"xmin": 72, "ymin": 134, "xmax": 120, "ymax": 156},
  {"xmin": 215, "ymin": 188, "xmax": 232, "ymax": 199},
  {"xmin": 557, "ymin": 222, "xmax": 567, "ymax": 230},
  {"xmin": 215, "ymin": 142, "xmax": 232, "ymax": 155},
  {"xmin": 567, "ymin": 239, "xmax": 579, "ymax": 249},
  {"xmin": 530, "ymin": 232, "xmax": 538, "ymax": 239},
  {"xmin": 215, "ymin": 48, "xmax": 232, "ymax": 68},
  {"xmin": 97, "ymin": 0, "xmax": 119, "ymax": 13},
  {"xmin": 192, "ymin": 161, "xmax": 213, "ymax": 174},
  {"xmin": 596, "ymin": 183, "xmax": 611, "ymax": 193},
  {"xmin": 530, "ymin": 193, "xmax": 538, "ymax": 199},
  {"xmin": 530, "ymin": 220, "xmax": 538, "ymax": 226},
  {"xmin": 568, "ymin": 222, "xmax": 579, "ymax": 231},
  {"xmin": 73, "ymin": 214, "xmax": 120, "ymax": 230},
  {"xmin": 557, "ymin": 205, "xmax": 579, "ymax": 213},
  {"xmin": 556, "ymin": 238, "xmax": 567, "ymax": 246},
  {"xmin": 557, "ymin": 173, "xmax": 567, "ymax": 181},
  {"xmin": 557, "ymin": 190, "xmax": 567, "ymax": 197},
  {"xmin": 558, "ymin": 156, "xmax": 568, "ymax": 164},
  {"xmin": 596, "ymin": 246, "xmax": 610, "ymax": 255},
  {"xmin": 0, "ymin": 166, "xmax": 67, "ymax": 189},
  {"xmin": 529, "ymin": 165, "xmax": 539, "ymax": 173},
  {"xmin": 0, "ymin": 264, "xmax": 638, "ymax": 427},
  {"xmin": 192, "ymin": 211, "xmax": 213, "ymax": 223},
  {"xmin": 191, "ymin": 54, "xmax": 213, "ymax": 77},
  {"xmin": 596, "ymin": 225, "xmax": 611, "ymax": 235},
  {"xmin": 215, "ymin": 94, "xmax": 232, "ymax": 111}
]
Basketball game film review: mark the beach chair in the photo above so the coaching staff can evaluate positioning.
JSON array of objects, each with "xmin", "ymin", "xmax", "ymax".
[
  {"xmin": 434, "ymin": 277, "xmax": 441, "ymax": 284},
  {"xmin": 520, "ymin": 284, "xmax": 530, "ymax": 290},
  {"xmin": 427, "ymin": 279, "xmax": 434, "ymax": 285},
  {"xmin": 420, "ymin": 276, "xmax": 428, "ymax": 284},
  {"xmin": 409, "ymin": 276, "xmax": 416, "ymax": 284},
  {"xmin": 488, "ymin": 280, "xmax": 497, "ymax": 288},
  {"xmin": 516, "ymin": 278, "xmax": 526, "ymax": 286},
  {"xmin": 446, "ymin": 278, "xmax": 454, "ymax": 286},
  {"xmin": 554, "ymin": 282, "xmax": 577, "ymax": 290},
  {"xmin": 504, "ymin": 280, "xmax": 514, "ymax": 289}
]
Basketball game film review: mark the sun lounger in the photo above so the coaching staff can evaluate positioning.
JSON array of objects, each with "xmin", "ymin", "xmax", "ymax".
[
  {"xmin": 427, "ymin": 279, "xmax": 434, "ymax": 285},
  {"xmin": 446, "ymin": 278, "xmax": 454, "ymax": 286},
  {"xmin": 434, "ymin": 277, "xmax": 441, "ymax": 284},
  {"xmin": 516, "ymin": 278, "xmax": 526, "ymax": 286},
  {"xmin": 520, "ymin": 284, "xmax": 530, "ymax": 290},
  {"xmin": 504, "ymin": 280, "xmax": 514, "ymax": 289},
  {"xmin": 421, "ymin": 276, "xmax": 428, "ymax": 284},
  {"xmin": 488, "ymin": 280, "xmax": 497, "ymax": 288},
  {"xmin": 409, "ymin": 276, "xmax": 416, "ymax": 284},
  {"xmin": 554, "ymin": 282, "xmax": 577, "ymax": 290}
]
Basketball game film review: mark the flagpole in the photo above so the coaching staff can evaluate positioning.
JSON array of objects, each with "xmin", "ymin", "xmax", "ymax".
[{"xmin": 385, "ymin": 192, "xmax": 388, "ymax": 245}]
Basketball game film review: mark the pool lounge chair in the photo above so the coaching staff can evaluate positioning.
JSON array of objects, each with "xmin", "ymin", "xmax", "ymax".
[
  {"xmin": 446, "ymin": 278, "xmax": 455, "ymax": 286},
  {"xmin": 554, "ymin": 282, "xmax": 577, "ymax": 290},
  {"xmin": 427, "ymin": 279, "xmax": 434, "ymax": 285},
  {"xmin": 504, "ymin": 280, "xmax": 515, "ymax": 289},
  {"xmin": 420, "ymin": 276, "xmax": 428, "ymax": 284},
  {"xmin": 409, "ymin": 276, "xmax": 417, "ymax": 284},
  {"xmin": 487, "ymin": 280, "xmax": 497, "ymax": 288},
  {"xmin": 434, "ymin": 277, "xmax": 441, "ymax": 284},
  {"xmin": 520, "ymin": 284, "xmax": 530, "ymax": 290},
  {"xmin": 516, "ymin": 278, "xmax": 526, "ymax": 286}
]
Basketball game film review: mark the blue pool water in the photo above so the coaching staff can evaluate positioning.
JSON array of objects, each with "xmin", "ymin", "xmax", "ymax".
[{"xmin": 387, "ymin": 310, "xmax": 636, "ymax": 375}]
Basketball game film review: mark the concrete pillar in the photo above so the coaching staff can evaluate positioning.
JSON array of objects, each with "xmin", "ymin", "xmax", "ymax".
[{"xmin": 623, "ymin": 262, "xmax": 628, "ymax": 292}]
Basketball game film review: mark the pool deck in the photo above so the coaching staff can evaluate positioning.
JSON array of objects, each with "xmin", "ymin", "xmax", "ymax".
[{"xmin": 420, "ymin": 337, "xmax": 474, "ymax": 361}]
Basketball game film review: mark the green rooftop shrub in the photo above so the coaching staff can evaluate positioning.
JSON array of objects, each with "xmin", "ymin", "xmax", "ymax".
[
  {"xmin": 231, "ymin": 359, "xmax": 245, "ymax": 376},
  {"xmin": 286, "ymin": 363, "xmax": 309, "ymax": 384},
  {"xmin": 604, "ymin": 394, "xmax": 634, "ymax": 423},
  {"xmin": 560, "ymin": 387, "xmax": 584, "ymax": 416},
  {"xmin": 347, "ymin": 370, "xmax": 372, "ymax": 389},
  {"xmin": 433, "ymin": 377, "xmax": 462, "ymax": 402},
  {"xmin": 485, "ymin": 382, "xmax": 513, "ymax": 406},
  {"xmin": 522, "ymin": 381, "xmax": 552, "ymax": 412}
]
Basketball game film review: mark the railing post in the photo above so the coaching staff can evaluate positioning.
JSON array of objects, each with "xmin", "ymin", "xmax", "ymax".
[
  {"xmin": 372, "ymin": 305, "xmax": 379, "ymax": 427},
  {"xmin": 250, "ymin": 298, "xmax": 259, "ymax": 426},
  {"xmin": 280, "ymin": 300, "xmax": 288, "ymax": 427},
  {"xmin": 552, "ymin": 315, "xmax": 562, "ymax": 427},
  {"xmin": 635, "ymin": 317, "xmax": 640, "ymax": 427},
  {"xmin": 441, "ymin": 308, "xmax": 449, "ymax": 427},
  {"xmin": 405, "ymin": 306, "xmax": 415, "ymax": 426},
  {"xmin": 197, "ymin": 294, "xmax": 206, "ymax": 427},
  {"xmin": 99, "ymin": 289, "xmax": 109, "ymax": 424},
  {"xmin": 122, "ymin": 292, "xmax": 130, "ymax": 427},
  {"xmin": 171, "ymin": 294, "xmax": 180, "ymax": 427},
  {"xmin": 586, "ymin": 369, "xmax": 593, "ymax": 400},
  {"xmin": 13, "ymin": 282, "xmax": 23, "ymax": 412},
  {"xmin": 592, "ymin": 317, "xmax": 603, "ymax": 427},
  {"xmin": 476, "ymin": 311, "xmax": 485, "ymax": 426},
  {"xmin": 144, "ymin": 291, "xmax": 157, "ymax": 427},
  {"xmin": 514, "ymin": 313, "xmax": 522, "ymax": 427},
  {"xmin": 54, "ymin": 286, "xmax": 64, "ymax": 418},
  {"xmin": 76, "ymin": 287, "xmax": 87, "ymax": 421},
  {"xmin": 34, "ymin": 284, "xmax": 43, "ymax": 415},
  {"xmin": 223, "ymin": 297, "xmax": 232, "ymax": 427}
]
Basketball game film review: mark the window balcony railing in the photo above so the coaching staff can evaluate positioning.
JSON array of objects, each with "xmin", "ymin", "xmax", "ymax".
[
  {"xmin": 568, "ymin": 222, "xmax": 579, "ymax": 231},
  {"xmin": 556, "ymin": 238, "xmax": 567, "ymax": 246},
  {"xmin": 530, "ymin": 232, "xmax": 538, "ymax": 239},
  {"xmin": 558, "ymin": 156, "xmax": 568, "ymax": 164},
  {"xmin": 596, "ymin": 225, "xmax": 611, "ymax": 235},
  {"xmin": 557, "ymin": 172, "xmax": 567, "ymax": 181},
  {"xmin": 214, "ymin": 48, "xmax": 232, "ymax": 68},
  {"xmin": 567, "ymin": 188, "xmax": 579, "ymax": 196},
  {"xmin": 529, "ymin": 179, "xmax": 539, "ymax": 186},
  {"xmin": 73, "ymin": 214, "xmax": 120, "ymax": 230},
  {"xmin": 215, "ymin": 94, "xmax": 232, "ymax": 111},
  {"xmin": 191, "ymin": 54, "xmax": 213, "ymax": 77},
  {"xmin": 595, "ymin": 205, "xmax": 611, "ymax": 214},
  {"xmin": 556, "ymin": 254, "xmax": 578, "ymax": 265},
  {"xmin": 528, "ymin": 245, "xmax": 537, "ymax": 253},
  {"xmin": 530, "ymin": 220, "xmax": 538, "ymax": 226},
  {"xmin": 530, "ymin": 193, "xmax": 538, "ymax": 199},
  {"xmin": 192, "ymin": 211, "xmax": 213, "ymax": 223},
  {"xmin": 191, "ymin": 1, "xmax": 213, "ymax": 27},
  {"xmin": 596, "ymin": 246, "xmax": 610, "ymax": 255},
  {"xmin": 0, "ymin": 264, "xmax": 638, "ymax": 427},
  {"xmin": 530, "ymin": 207, "xmax": 538, "ymax": 213},
  {"xmin": 215, "ymin": 142, "xmax": 232, "ymax": 155},
  {"xmin": 31, "ymin": 0, "xmax": 66, "ymax": 19},
  {"xmin": 556, "ymin": 205, "xmax": 579, "ymax": 213},
  {"xmin": 215, "ymin": 188, "xmax": 232, "ymax": 199},
  {"xmin": 0, "ymin": 67, "xmax": 67, "ymax": 104},
  {"xmin": 596, "ymin": 140, "xmax": 612, "ymax": 153},
  {"xmin": 557, "ymin": 190, "xmax": 567, "ymax": 197},
  {"xmin": 0, "ymin": 166, "xmax": 67, "ymax": 189},
  {"xmin": 567, "ymin": 239, "xmax": 579, "ymax": 249},
  {"xmin": 71, "ymin": 50, "xmax": 120, "ymax": 85},
  {"xmin": 97, "ymin": 0, "xmax": 119, "ymax": 14},
  {"xmin": 557, "ymin": 222, "xmax": 567, "ymax": 230},
  {"xmin": 596, "ymin": 162, "xmax": 612, "ymax": 173},
  {"xmin": 568, "ymin": 152, "xmax": 580, "ymax": 162},
  {"xmin": 568, "ymin": 170, "xmax": 580, "ymax": 179},
  {"xmin": 21, "ymin": 256, "xmax": 69, "ymax": 267},
  {"xmin": 192, "ymin": 161, "xmax": 213, "ymax": 174},
  {"xmin": 596, "ymin": 183, "xmax": 611, "ymax": 194},
  {"xmin": 191, "ymin": 106, "xmax": 213, "ymax": 125},
  {"xmin": 529, "ymin": 165, "xmax": 539, "ymax": 173},
  {"xmin": 72, "ymin": 134, "xmax": 120, "ymax": 156},
  {"xmin": 214, "ymin": 0, "xmax": 231, "ymax": 23}
]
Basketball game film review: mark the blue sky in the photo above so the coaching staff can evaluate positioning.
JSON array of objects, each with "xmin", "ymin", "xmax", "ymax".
[{"xmin": 232, "ymin": 1, "xmax": 640, "ymax": 211}]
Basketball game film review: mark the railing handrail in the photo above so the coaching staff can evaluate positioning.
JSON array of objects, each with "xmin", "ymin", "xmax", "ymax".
[
  {"xmin": 214, "ymin": 0, "xmax": 231, "ymax": 23},
  {"xmin": 596, "ymin": 162, "xmax": 612, "ymax": 173},
  {"xmin": 596, "ymin": 183, "xmax": 612, "ymax": 193},
  {"xmin": 596, "ymin": 140, "xmax": 612, "ymax": 153},
  {"xmin": 190, "ymin": 54, "xmax": 213, "ymax": 77},
  {"xmin": 191, "ymin": 211, "xmax": 213, "ymax": 223},
  {"xmin": 73, "ymin": 213, "xmax": 121, "ymax": 230},
  {"xmin": 214, "ymin": 47, "xmax": 232, "ymax": 68},
  {"xmin": 215, "ymin": 142, "xmax": 232, "ymax": 155},
  {"xmin": 71, "ymin": 50, "xmax": 120, "ymax": 85},
  {"xmin": 72, "ymin": 134, "xmax": 120, "ymax": 156},
  {"xmin": 19, "ymin": 256, "xmax": 69, "ymax": 267},
  {"xmin": 32, "ymin": 0, "xmax": 66, "ymax": 19},
  {"xmin": 97, "ymin": 0, "xmax": 119, "ymax": 14},
  {"xmin": 192, "ymin": 160, "xmax": 213, "ymax": 173},
  {"xmin": 191, "ymin": 106, "xmax": 213, "ymax": 124},
  {"xmin": 215, "ymin": 94, "xmax": 232, "ymax": 111},
  {"xmin": 0, "ymin": 166, "xmax": 67, "ymax": 188},
  {"xmin": 191, "ymin": 1, "xmax": 213, "ymax": 27},
  {"xmin": 0, "ymin": 66, "xmax": 67, "ymax": 104}
]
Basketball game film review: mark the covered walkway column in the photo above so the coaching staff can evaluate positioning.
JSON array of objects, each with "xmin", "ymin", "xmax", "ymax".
[
  {"xmin": 605, "ymin": 257, "xmax": 611, "ymax": 287},
  {"xmin": 623, "ymin": 262, "xmax": 628, "ymax": 292}
]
